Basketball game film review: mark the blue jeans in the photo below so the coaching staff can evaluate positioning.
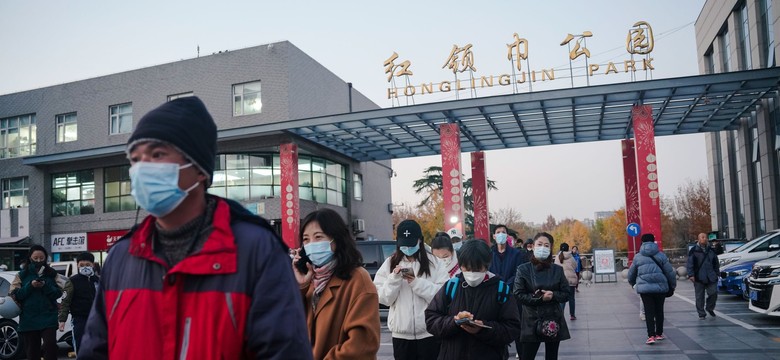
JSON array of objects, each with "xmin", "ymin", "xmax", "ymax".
[{"xmin": 559, "ymin": 286, "xmax": 576, "ymax": 316}]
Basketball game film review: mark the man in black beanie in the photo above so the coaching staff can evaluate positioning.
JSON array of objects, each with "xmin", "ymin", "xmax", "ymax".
[{"xmin": 80, "ymin": 97, "xmax": 312, "ymax": 359}]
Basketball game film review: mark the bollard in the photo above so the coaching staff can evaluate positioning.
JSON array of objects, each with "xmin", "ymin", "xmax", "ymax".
[{"xmin": 676, "ymin": 266, "xmax": 687, "ymax": 279}]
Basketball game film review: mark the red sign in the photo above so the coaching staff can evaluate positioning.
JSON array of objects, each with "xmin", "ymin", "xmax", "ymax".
[
  {"xmin": 87, "ymin": 230, "xmax": 128, "ymax": 251},
  {"xmin": 632, "ymin": 105, "xmax": 663, "ymax": 250},
  {"xmin": 440, "ymin": 123, "xmax": 465, "ymax": 236},
  {"xmin": 622, "ymin": 139, "xmax": 641, "ymax": 264},
  {"xmin": 280, "ymin": 143, "xmax": 300, "ymax": 249}
]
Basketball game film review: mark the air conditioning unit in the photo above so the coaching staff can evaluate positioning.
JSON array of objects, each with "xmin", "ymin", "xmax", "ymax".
[{"xmin": 353, "ymin": 218, "xmax": 366, "ymax": 233}]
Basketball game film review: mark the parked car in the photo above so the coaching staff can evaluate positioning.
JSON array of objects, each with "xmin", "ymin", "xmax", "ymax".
[
  {"xmin": 718, "ymin": 230, "xmax": 780, "ymax": 267},
  {"xmin": 355, "ymin": 240, "xmax": 398, "ymax": 280},
  {"xmin": 0, "ymin": 271, "xmax": 73, "ymax": 359},
  {"xmin": 746, "ymin": 255, "xmax": 780, "ymax": 315},
  {"xmin": 718, "ymin": 259, "xmax": 756, "ymax": 297}
]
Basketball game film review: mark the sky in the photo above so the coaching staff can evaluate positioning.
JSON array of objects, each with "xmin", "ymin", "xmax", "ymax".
[{"xmin": 0, "ymin": 0, "xmax": 708, "ymax": 224}]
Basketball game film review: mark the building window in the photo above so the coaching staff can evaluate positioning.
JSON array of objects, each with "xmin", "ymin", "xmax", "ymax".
[
  {"xmin": 704, "ymin": 47, "xmax": 716, "ymax": 74},
  {"xmin": 168, "ymin": 92, "xmax": 194, "ymax": 101},
  {"xmin": 0, "ymin": 114, "xmax": 36, "ymax": 159},
  {"xmin": 56, "ymin": 112, "xmax": 77, "ymax": 143},
  {"xmin": 208, "ymin": 153, "xmax": 347, "ymax": 207},
  {"xmin": 109, "ymin": 103, "xmax": 133, "ymax": 135},
  {"xmin": 232, "ymin": 81, "xmax": 262, "ymax": 116},
  {"xmin": 52, "ymin": 170, "xmax": 95, "ymax": 217},
  {"xmin": 353, "ymin": 173, "xmax": 363, "ymax": 201},
  {"xmin": 720, "ymin": 28, "xmax": 732, "ymax": 72},
  {"xmin": 2, "ymin": 177, "xmax": 28, "ymax": 209},
  {"xmin": 738, "ymin": 3, "xmax": 753, "ymax": 70},
  {"xmin": 760, "ymin": 0, "xmax": 776, "ymax": 67},
  {"xmin": 104, "ymin": 165, "xmax": 136, "ymax": 212}
]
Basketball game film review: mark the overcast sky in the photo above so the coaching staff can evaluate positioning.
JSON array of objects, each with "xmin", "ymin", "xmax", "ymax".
[{"xmin": 0, "ymin": 0, "xmax": 707, "ymax": 224}]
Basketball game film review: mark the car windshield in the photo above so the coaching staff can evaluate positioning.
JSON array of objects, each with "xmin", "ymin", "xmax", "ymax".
[
  {"xmin": 357, "ymin": 243, "xmax": 380, "ymax": 267},
  {"xmin": 731, "ymin": 232, "xmax": 775, "ymax": 253}
]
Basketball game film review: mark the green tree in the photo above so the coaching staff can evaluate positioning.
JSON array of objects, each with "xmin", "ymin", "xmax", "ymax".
[{"xmin": 412, "ymin": 166, "xmax": 497, "ymax": 236}]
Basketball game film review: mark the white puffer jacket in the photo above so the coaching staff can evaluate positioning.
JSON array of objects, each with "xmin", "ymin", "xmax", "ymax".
[
  {"xmin": 374, "ymin": 253, "xmax": 448, "ymax": 340},
  {"xmin": 554, "ymin": 251, "xmax": 579, "ymax": 286}
]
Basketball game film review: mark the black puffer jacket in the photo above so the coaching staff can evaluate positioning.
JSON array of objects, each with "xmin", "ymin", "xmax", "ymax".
[
  {"xmin": 425, "ymin": 274, "xmax": 521, "ymax": 360},
  {"xmin": 513, "ymin": 262, "xmax": 571, "ymax": 342}
]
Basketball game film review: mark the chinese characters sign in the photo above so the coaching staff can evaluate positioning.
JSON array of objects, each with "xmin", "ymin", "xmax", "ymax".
[
  {"xmin": 385, "ymin": 21, "xmax": 656, "ymax": 99},
  {"xmin": 52, "ymin": 232, "xmax": 87, "ymax": 253}
]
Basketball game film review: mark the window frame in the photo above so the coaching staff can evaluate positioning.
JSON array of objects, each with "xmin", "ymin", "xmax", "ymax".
[
  {"xmin": 2, "ymin": 177, "xmax": 28, "ymax": 209},
  {"xmin": 51, "ymin": 169, "xmax": 95, "ymax": 217},
  {"xmin": 103, "ymin": 165, "xmax": 136, "ymax": 212},
  {"xmin": 109, "ymin": 103, "xmax": 133, "ymax": 135},
  {"xmin": 232, "ymin": 81, "xmax": 262, "ymax": 116},
  {"xmin": 55, "ymin": 112, "xmax": 78, "ymax": 143}
]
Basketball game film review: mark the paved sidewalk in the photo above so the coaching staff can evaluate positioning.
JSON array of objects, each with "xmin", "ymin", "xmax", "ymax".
[
  {"xmin": 549, "ymin": 276, "xmax": 780, "ymax": 359},
  {"xmin": 378, "ymin": 276, "xmax": 780, "ymax": 359}
]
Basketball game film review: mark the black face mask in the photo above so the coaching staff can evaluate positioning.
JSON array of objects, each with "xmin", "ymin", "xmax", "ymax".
[{"xmin": 30, "ymin": 260, "xmax": 45, "ymax": 268}]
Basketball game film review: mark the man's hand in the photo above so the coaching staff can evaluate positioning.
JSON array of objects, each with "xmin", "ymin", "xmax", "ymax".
[
  {"xmin": 542, "ymin": 290, "xmax": 554, "ymax": 301},
  {"xmin": 58, "ymin": 322, "xmax": 65, "ymax": 332},
  {"xmin": 31, "ymin": 280, "xmax": 44, "ymax": 288},
  {"xmin": 688, "ymin": 276, "xmax": 695, "ymax": 283}
]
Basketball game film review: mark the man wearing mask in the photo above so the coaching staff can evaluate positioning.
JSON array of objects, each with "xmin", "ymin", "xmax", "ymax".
[
  {"xmin": 687, "ymin": 232, "xmax": 720, "ymax": 319},
  {"xmin": 488, "ymin": 225, "xmax": 527, "ymax": 358},
  {"xmin": 58, "ymin": 252, "xmax": 99, "ymax": 354},
  {"xmin": 447, "ymin": 227, "xmax": 464, "ymax": 251},
  {"xmin": 79, "ymin": 97, "xmax": 311, "ymax": 359}
]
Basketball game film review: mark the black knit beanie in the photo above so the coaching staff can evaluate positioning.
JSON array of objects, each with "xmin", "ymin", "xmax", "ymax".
[
  {"xmin": 127, "ymin": 97, "xmax": 217, "ymax": 186},
  {"xmin": 641, "ymin": 233, "xmax": 655, "ymax": 243}
]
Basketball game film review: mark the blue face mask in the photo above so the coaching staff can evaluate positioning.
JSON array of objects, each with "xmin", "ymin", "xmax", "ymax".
[
  {"xmin": 400, "ymin": 242, "xmax": 420, "ymax": 257},
  {"xmin": 495, "ymin": 233, "xmax": 508, "ymax": 245},
  {"xmin": 130, "ymin": 162, "xmax": 200, "ymax": 218},
  {"xmin": 304, "ymin": 240, "xmax": 334, "ymax": 267}
]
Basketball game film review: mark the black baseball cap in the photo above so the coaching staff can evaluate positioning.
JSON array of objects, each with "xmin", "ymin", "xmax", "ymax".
[{"xmin": 396, "ymin": 220, "xmax": 423, "ymax": 247}]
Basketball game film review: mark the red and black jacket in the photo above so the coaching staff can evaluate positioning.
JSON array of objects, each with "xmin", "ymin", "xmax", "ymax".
[{"xmin": 79, "ymin": 196, "xmax": 312, "ymax": 360}]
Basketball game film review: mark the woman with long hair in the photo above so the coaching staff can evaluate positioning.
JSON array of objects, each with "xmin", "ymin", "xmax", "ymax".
[
  {"xmin": 431, "ymin": 232, "xmax": 460, "ymax": 278},
  {"xmin": 513, "ymin": 232, "xmax": 571, "ymax": 360},
  {"xmin": 554, "ymin": 243, "xmax": 579, "ymax": 320},
  {"xmin": 374, "ymin": 220, "xmax": 448, "ymax": 360},
  {"xmin": 10, "ymin": 245, "xmax": 61, "ymax": 360},
  {"xmin": 291, "ymin": 208, "xmax": 380, "ymax": 359}
]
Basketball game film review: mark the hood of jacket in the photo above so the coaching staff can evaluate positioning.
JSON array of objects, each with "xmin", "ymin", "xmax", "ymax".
[{"xmin": 639, "ymin": 241, "xmax": 660, "ymax": 257}]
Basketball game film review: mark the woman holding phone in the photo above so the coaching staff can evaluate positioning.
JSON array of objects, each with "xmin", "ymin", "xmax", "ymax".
[
  {"xmin": 291, "ymin": 209, "xmax": 380, "ymax": 359},
  {"xmin": 374, "ymin": 219, "xmax": 448, "ymax": 360},
  {"xmin": 513, "ymin": 232, "xmax": 571, "ymax": 360}
]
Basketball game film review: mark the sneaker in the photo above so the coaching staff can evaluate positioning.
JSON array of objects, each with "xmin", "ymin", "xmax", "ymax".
[
  {"xmin": 570, "ymin": 315, "xmax": 577, "ymax": 320},
  {"xmin": 707, "ymin": 310, "xmax": 716, "ymax": 317},
  {"xmin": 699, "ymin": 315, "xmax": 706, "ymax": 320},
  {"xmin": 646, "ymin": 336, "xmax": 656, "ymax": 345},
  {"xmin": 654, "ymin": 334, "xmax": 665, "ymax": 341},
  {"xmin": 640, "ymin": 314, "xmax": 646, "ymax": 321}
]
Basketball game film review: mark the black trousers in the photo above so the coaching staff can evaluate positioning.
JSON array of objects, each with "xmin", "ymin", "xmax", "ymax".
[
  {"xmin": 73, "ymin": 315, "xmax": 88, "ymax": 353},
  {"xmin": 521, "ymin": 341, "xmax": 560, "ymax": 360},
  {"xmin": 640, "ymin": 293, "xmax": 666, "ymax": 337},
  {"xmin": 392, "ymin": 336, "xmax": 440, "ymax": 360},
  {"xmin": 22, "ymin": 327, "xmax": 57, "ymax": 360}
]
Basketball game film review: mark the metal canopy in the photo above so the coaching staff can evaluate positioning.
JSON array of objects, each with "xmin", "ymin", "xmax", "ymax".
[
  {"xmin": 237, "ymin": 67, "xmax": 780, "ymax": 162},
  {"xmin": 22, "ymin": 67, "xmax": 780, "ymax": 166}
]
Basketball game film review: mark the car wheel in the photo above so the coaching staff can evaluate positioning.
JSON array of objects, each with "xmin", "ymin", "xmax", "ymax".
[{"xmin": 0, "ymin": 320, "xmax": 22, "ymax": 360}]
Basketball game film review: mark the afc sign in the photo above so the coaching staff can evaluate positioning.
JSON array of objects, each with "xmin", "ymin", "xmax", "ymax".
[{"xmin": 51, "ymin": 233, "xmax": 87, "ymax": 253}]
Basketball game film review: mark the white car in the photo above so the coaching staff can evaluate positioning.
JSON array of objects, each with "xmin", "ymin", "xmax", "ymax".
[
  {"xmin": 0, "ymin": 271, "xmax": 73, "ymax": 359},
  {"xmin": 718, "ymin": 230, "xmax": 780, "ymax": 267},
  {"xmin": 746, "ymin": 256, "xmax": 780, "ymax": 316}
]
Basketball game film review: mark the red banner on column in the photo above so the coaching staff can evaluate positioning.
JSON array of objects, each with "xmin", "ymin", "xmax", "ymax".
[
  {"xmin": 280, "ymin": 143, "xmax": 300, "ymax": 249},
  {"xmin": 470, "ymin": 152, "xmax": 489, "ymax": 243},
  {"xmin": 440, "ymin": 124, "xmax": 465, "ymax": 237},
  {"xmin": 632, "ymin": 105, "xmax": 663, "ymax": 250},
  {"xmin": 622, "ymin": 139, "xmax": 641, "ymax": 264}
]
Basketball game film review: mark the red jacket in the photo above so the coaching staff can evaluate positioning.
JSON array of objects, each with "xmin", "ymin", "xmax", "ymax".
[{"xmin": 79, "ymin": 197, "xmax": 311, "ymax": 360}]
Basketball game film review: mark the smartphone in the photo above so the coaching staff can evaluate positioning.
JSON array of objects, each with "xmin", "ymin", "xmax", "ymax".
[
  {"xmin": 455, "ymin": 318, "xmax": 492, "ymax": 329},
  {"xmin": 400, "ymin": 268, "xmax": 413, "ymax": 275},
  {"xmin": 532, "ymin": 289, "xmax": 543, "ymax": 298},
  {"xmin": 295, "ymin": 248, "xmax": 312, "ymax": 275},
  {"xmin": 454, "ymin": 317, "xmax": 470, "ymax": 325}
]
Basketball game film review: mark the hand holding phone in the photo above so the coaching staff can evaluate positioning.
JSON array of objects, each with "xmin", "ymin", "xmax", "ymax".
[{"xmin": 295, "ymin": 248, "xmax": 312, "ymax": 275}]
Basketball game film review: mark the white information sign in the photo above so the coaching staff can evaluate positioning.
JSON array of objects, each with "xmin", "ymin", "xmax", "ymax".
[
  {"xmin": 51, "ymin": 232, "xmax": 87, "ymax": 253},
  {"xmin": 593, "ymin": 249, "xmax": 616, "ymax": 274}
]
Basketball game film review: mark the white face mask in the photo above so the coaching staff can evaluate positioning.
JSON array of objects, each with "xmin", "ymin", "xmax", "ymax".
[
  {"xmin": 437, "ymin": 256, "xmax": 453, "ymax": 268},
  {"xmin": 462, "ymin": 271, "xmax": 486, "ymax": 287},
  {"xmin": 533, "ymin": 246, "xmax": 551, "ymax": 260},
  {"xmin": 453, "ymin": 242, "xmax": 463, "ymax": 251}
]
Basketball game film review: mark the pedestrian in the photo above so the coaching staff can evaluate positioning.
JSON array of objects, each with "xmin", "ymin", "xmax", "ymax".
[
  {"xmin": 627, "ymin": 233, "xmax": 676, "ymax": 345},
  {"xmin": 489, "ymin": 224, "xmax": 528, "ymax": 359},
  {"xmin": 431, "ymin": 232, "xmax": 461, "ymax": 278},
  {"xmin": 425, "ymin": 239, "xmax": 522, "ymax": 359},
  {"xmin": 524, "ymin": 239, "xmax": 534, "ymax": 253},
  {"xmin": 571, "ymin": 246, "xmax": 583, "ymax": 293},
  {"xmin": 291, "ymin": 209, "xmax": 380, "ymax": 359},
  {"xmin": 687, "ymin": 232, "xmax": 720, "ymax": 319},
  {"xmin": 58, "ymin": 252, "xmax": 99, "ymax": 354},
  {"xmin": 447, "ymin": 227, "xmax": 464, "ymax": 251},
  {"xmin": 554, "ymin": 243, "xmax": 578, "ymax": 320},
  {"xmin": 513, "ymin": 232, "xmax": 571, "ymax": 360},
  {"xmin": 374, "ymin": 219, "xmax": 448, "ymax": 360},
  {"xmin": 9, "ymin": 245, "xmax": 61, "ymax": 360},
  {"xmin": 79, "ymin": 97, "xmax": 311, "ymax": 359}
]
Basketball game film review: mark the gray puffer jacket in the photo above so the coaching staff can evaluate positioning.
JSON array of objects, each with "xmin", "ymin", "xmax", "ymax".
[{"xmin": 627, "ymin": 242, "xmax": 677, "ymax": 294}]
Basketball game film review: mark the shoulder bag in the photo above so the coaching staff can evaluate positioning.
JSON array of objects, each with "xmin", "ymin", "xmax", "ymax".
[{"xmin": 649, "ymin": 255, "xmax": 674, "ymax": 298}]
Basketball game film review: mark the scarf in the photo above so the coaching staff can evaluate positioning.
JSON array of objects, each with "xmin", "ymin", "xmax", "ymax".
[{"xmin": 311, "ymin": 260, "xmax": 337, "ymax": 311}]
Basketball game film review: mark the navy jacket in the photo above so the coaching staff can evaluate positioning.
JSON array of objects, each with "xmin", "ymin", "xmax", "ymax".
[
  {"xmin": 489, "ymin": 245, "xmax": 527, "ymax": 290},
  {"xmin": 686, "ymin": 244, "xmax": 720, "ymax": 284}
]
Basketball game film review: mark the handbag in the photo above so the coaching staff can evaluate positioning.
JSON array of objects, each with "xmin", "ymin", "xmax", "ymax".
[
  {"xmin": 649, "ymin": 255, "xmax": 674, "ymax": 298},
  {"xmin": 530, "ymin": 265, "xmax": 561, "ymax": 340}
]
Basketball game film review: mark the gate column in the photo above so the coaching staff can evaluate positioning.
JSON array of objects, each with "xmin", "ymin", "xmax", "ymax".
[
  {"xmin": 280, "ymin": 142, "xmax": 300, "ymax": 249},
  {"xmin": 622, "ymin": 139, "xmax": 641, "ymax": 264},
  {"xmin": 440, "ymin": 124, "xmax": 465, "ymax": 239},
  {"xmin": 470, "ymin": 151, "xmax": 490, "ymax": 242},
  {"xmin": 632, "ymin": 105, "xmax": 663, "ymax": 250}
]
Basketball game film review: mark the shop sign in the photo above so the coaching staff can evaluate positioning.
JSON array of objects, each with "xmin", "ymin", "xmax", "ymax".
[
  {"xmin": 52, "ymin": 233, "xmax": 87, "ymax": 253},
  {"xmin": 87, "ymin": 230, "xmax": 128, "ymax": 251}
]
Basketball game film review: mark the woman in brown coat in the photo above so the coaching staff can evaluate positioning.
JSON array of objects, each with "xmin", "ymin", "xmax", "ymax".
[{"xmin": 292, "ymin": 209, "xmax": 380, "ymax": 359}]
